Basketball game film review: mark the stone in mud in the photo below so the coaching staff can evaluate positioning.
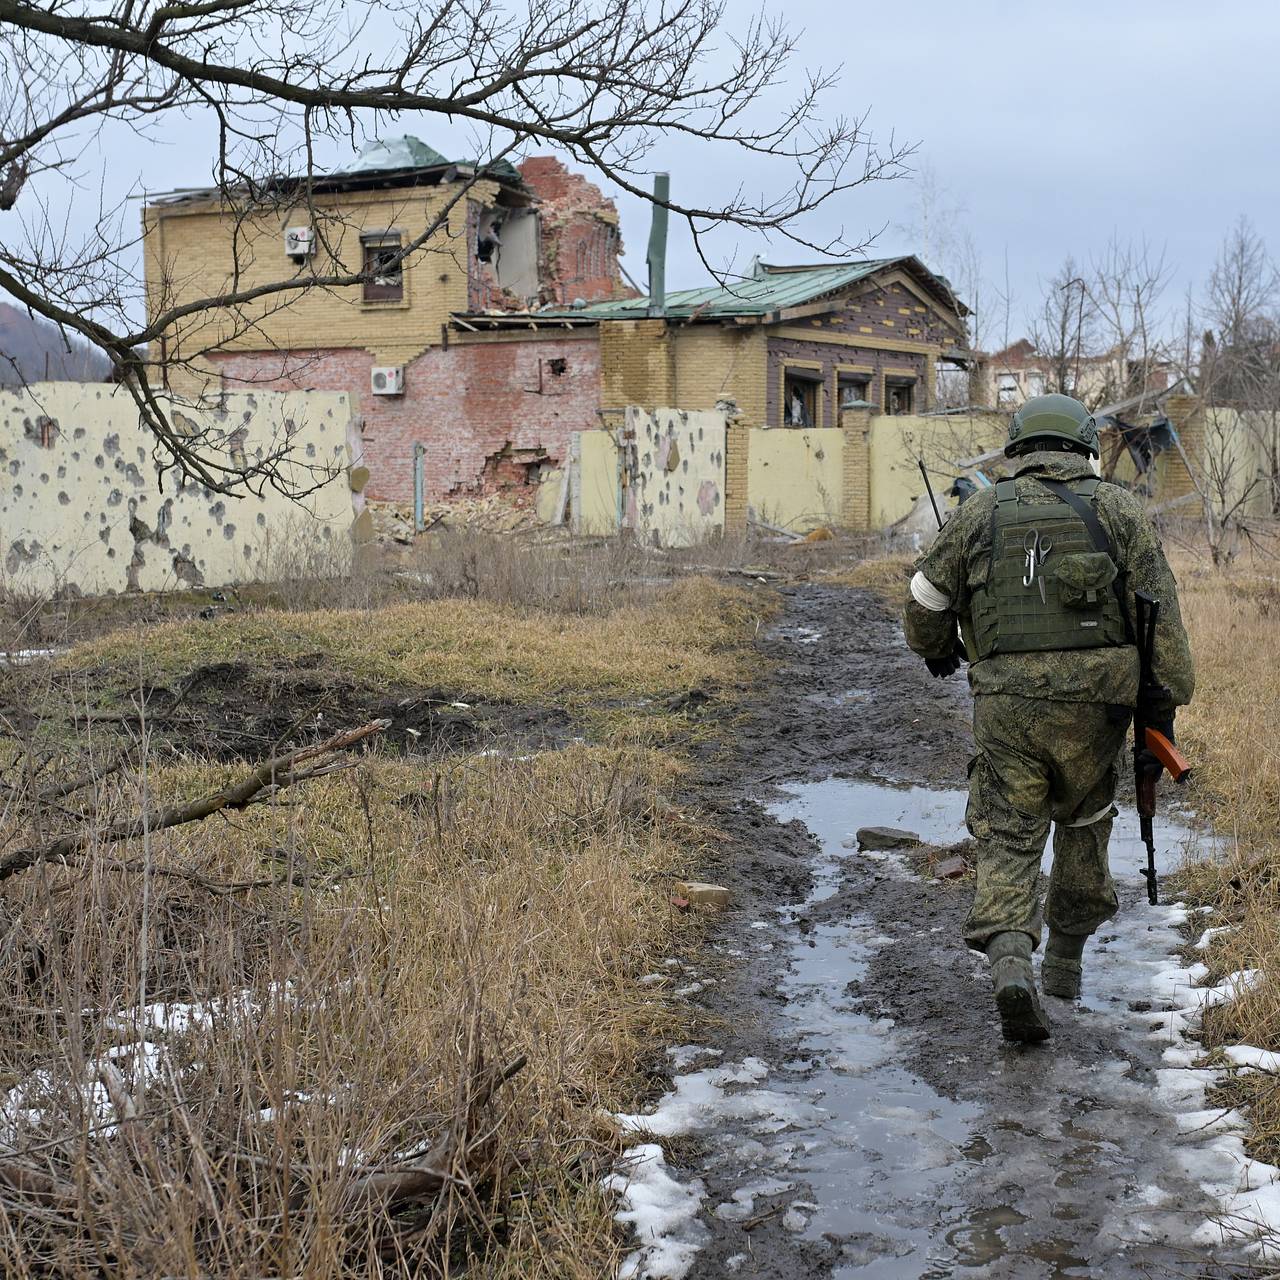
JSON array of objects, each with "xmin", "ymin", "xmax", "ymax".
[
  {"xmin": 675, "ymin": 881, "xmax": 731, "ymax": 909},
  {"xmin": 856, "ymin": 826, "xmax": 922, "ymax": 851},
  {"xmin": 933, "ymin": 855, "xmax": 969, "ymax": 880}
]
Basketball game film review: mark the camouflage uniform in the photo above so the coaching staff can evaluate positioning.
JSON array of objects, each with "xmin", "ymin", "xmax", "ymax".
[{"xmin": 904, "ymin": 451, "xmax": 1194, "ymax": 951}]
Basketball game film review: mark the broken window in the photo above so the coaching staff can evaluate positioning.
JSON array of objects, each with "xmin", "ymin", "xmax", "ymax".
[
  {"xmin": 1025, "ymin": 372, "xmax": 1046, "ymax": 398},
  {"xmin": 886, "ymin": 378, "xmax": 916, "ymax": 416},
  {"xmin": 997, "ymin": 373, "xmax": 1020, "ymax": 406},
  {"xmin": 361, "ymin": 232, "xmax": 404, "ymax": 303},
  {"xmin": 838, "ymin": 375, "xmax": 872, "ymax": 409},
  {"xmin": 784, "ymin": 372, "xmax": 820, "ymax": 427}
]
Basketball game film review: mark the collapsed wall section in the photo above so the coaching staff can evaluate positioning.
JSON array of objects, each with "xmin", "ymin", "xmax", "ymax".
[
  {"xmin": 214, "ymin": 333, "xmax": 602, "ymax": 504},
  {"xmin": 518, "ymin": 156, "xmax": 630, "ymax": 306}
]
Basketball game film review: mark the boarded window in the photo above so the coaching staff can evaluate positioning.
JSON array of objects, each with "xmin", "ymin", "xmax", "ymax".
[{"xmin": 362, "ymin": 234, "xmax": 404, "ymax": 303}]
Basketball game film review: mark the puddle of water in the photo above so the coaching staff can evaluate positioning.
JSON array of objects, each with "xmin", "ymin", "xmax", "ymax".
[
  {"xmin": 803, "ymin": 689, "xmax": 874, "ymax": 709},
  {"xmin": 763, "ymin": 778, "xmax": 1226, "ymax": 1277},
  {"xmin": 616, "ymin": 775, "xmax": 1242, "ymax": 1278}
]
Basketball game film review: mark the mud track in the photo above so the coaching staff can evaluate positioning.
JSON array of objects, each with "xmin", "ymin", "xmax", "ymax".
[{"xmin": 670, "ymin": 583, "xmax": 1240, "ymax": 1280}]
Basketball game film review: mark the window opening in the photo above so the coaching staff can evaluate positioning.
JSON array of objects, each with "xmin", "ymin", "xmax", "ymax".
[
  {"xmin": 838, "ymin": 375, "xmax": 872, "ymax": 409},
  {"xmin": 362, "ymin": 234, "xmax": 404, "ymax": 303},
  {"xmin": 784, "ymin": 373, "xmax": 819, "ymax": 427},
  {"xmin": 886, "ymin": 378, "xmax": 916, "ymax": 416}
]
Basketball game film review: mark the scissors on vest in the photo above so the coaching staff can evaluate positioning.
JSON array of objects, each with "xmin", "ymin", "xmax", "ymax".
[{"xmin": 1022, "ymin": 529, "xmax": 1052, "ymax": 602}]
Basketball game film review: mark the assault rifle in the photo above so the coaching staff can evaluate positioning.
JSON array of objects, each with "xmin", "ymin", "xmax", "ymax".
[{"xmin": 1133, "ymin": 591, "xmax": 1192, "ymax": 905}]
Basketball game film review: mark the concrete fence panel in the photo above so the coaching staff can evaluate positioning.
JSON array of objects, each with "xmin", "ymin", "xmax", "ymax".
[
  {"xmin": 1, "ymin": 382, "xmax": 363, "ymax": 597},
  {"xmin": 746, "ymin": 427, "xmax": 845, "ymax": 532},
  {"xmin": 623, "ymin": 407, "xmax": 727, "ymax": 547}
]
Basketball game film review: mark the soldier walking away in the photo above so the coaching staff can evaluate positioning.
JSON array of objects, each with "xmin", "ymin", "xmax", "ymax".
[{"xmin": 903, "ymin": 395, "xmax": 1194, "ymax": 1043}]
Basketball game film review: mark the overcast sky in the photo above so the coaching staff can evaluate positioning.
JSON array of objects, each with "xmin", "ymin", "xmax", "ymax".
[
  {"xmin": 602, "ymin": 0, "xmax": 1280, "ymax": 349},
  {"xmin": 25, "ymin": 0, "xmax": 1280, "ymax": 350}
]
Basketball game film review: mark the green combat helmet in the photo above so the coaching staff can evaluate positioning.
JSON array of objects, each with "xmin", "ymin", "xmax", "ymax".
[{"xmin": 1006, "ymin": 393, "xmax": 1100, "ymax": 458}]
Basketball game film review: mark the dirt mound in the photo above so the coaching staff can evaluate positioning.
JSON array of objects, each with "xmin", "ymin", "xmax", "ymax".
[{"xmin": 79, "ymin": 659, "xmax": 575, "ymax": 761}]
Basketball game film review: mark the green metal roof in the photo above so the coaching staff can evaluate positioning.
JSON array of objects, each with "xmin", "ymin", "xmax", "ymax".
[{"xmin": 545, "ymin": 257, "xmax": 965, "ymax": 320}]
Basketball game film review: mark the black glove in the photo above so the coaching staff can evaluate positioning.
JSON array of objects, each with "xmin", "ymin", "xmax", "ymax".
[
  {"xmin": 924, "ymin": 637, "xmax": 968, "ymax": 680},
  {"xmin": 1136, "ymin": 715, "xmax": 1175, "ymax": 781}
]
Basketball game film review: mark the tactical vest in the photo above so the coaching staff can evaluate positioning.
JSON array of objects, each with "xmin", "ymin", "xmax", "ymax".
[{"xmin": 969, "ymin": 475, "xmax": 1129, "ymax": 658}]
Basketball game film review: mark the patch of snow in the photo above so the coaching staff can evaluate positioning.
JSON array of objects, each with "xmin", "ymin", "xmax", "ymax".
[
  {"xmin": 674, "ymin": 980, "xmax": 715, "ymax": 997},
  {"xmin": 1196, "ymin": 925, "xmax": 1237, "ymax": 950},
  {"xmin": 1225, "ymin": 1045, "xmax": 1280, "ymax": 1074},
  {"xmin": 615, "ymin": 1057, "xmax": 801, "ymax": 1138},
  {"xmin": 604, "ymin": 1144, "xmax": 708, "ymax": 1280},
  {"xmin": 666, "ymin": 1046, "xmax": 723, "ymax": 1071}
]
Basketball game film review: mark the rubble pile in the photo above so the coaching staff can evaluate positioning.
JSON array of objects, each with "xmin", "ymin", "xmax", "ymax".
[{"xmin": 368, "ymin": 495, "xmax": 550, "ymax": 544}]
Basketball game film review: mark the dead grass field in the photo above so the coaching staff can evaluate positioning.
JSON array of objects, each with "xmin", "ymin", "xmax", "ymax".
[
  {"xmin": 1165, "ymin": 555, "xmax": 1280, "ymax": 1165},
  {"xmin": 0, "ymin": 554, "xmax": 773, "ymax": 1277}
]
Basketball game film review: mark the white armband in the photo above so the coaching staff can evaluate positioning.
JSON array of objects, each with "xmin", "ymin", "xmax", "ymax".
[{"xmin": 910, "ymin": 571, "xmax": 951, "ymax": 612}]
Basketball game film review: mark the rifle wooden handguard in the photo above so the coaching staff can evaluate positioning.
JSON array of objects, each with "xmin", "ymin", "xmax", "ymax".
[{"xmin": 1145, "ymin": 728, "xmax": 1191, "ymax": 784}]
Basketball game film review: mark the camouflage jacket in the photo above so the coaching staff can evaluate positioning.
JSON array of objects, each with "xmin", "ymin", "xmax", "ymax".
[{"xmin": 903, "ymin": 451, "xmax": 1194, "ymax": 712}]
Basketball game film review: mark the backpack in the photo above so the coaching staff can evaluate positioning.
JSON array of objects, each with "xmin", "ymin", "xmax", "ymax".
[{"xmin": 969, "ymin": 475, "xmax": 1129, "ymax": 658}]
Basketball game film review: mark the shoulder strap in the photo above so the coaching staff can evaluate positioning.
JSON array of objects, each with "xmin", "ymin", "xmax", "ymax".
[
  {"xmin": 1037, "ymin": 477, "xmax": 1111, "ymax": 556},
  {"xmin": 1037, "ymin": 477, "xmax": 1134, "ymax": 643}
]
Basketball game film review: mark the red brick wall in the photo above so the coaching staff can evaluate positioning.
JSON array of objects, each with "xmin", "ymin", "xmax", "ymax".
[
  {"xmin": 518, "ymin": 156, "xmax": 631, "ymax": 306},
  {"xmin": 213, "ymin": 336, "xmax": 601, "ymax": 502}
]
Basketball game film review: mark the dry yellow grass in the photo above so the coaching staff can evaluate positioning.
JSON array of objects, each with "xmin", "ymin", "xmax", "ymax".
[
  {"xmin": 1166, "ymin": 556, "xmax": 1280, "ymax": 1162},
  {"xmin": 823, "ymin": 553, "xmax": 915, "ymax": 595},
  {"xmin": 0, "ymin": 572, "xmax": 767, "ymax": 1275},
  {"xmin": 56, "ymin": 577, "xmax": 761, "ymax": 712}
]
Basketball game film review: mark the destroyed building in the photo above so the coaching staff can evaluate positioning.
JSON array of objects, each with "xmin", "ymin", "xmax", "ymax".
[
  {"xmin": 142, "ymin": 141, "xmax": 971, "ymax": 507},
  {"xmin": 143, "ymin": 140, "xmax": 631, "ymax": 504}
]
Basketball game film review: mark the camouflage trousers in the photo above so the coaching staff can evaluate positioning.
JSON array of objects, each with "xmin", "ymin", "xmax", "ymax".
[{"xmin": 963, "ymin": 694, "xmax": 1131, "ymax": 951}]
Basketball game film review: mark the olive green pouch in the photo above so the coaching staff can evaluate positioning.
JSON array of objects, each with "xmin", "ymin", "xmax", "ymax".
[{"xmin": 1054, "ymin": 551, "xmax": 1118, "ymax": 609}]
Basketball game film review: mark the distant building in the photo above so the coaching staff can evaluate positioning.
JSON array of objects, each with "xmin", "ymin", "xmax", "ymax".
[
  {"xmin": 535, "ymin": 256, "xmax": 970, "ymax": 429},
  {"xmin": 973, "ymin": 337, "xmax": 1172, "ymax": 411}
]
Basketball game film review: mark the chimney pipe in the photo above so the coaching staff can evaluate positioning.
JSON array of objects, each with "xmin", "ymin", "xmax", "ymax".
[{"xmin": 647, "ymin": 172, "xmax": 669, "ymax": 318}]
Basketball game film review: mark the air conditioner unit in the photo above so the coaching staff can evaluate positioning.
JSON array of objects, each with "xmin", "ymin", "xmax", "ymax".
[
  {"xmin": 371, "ymin": 366, "xmax": 405, "ymax": 396},
  {"xmin": 284, "ymin": 226, "xmax": 315, "ymax": 260}
]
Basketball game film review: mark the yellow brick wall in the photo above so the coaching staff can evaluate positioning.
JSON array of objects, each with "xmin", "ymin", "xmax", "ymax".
[
  {"xmin": 1161, "ymin": 394, "xmax": 1204, "ymax": 499},
  {"xmin": 600, "ymin": 319, "xmax": 675, "ymax": 410},
  {"xmin": 671, "ymin": 326, "xmax": 767, "ymax": 424},
  {"xmin": 724, "ymin": 419, "xmax": 750, "ymax": 533},
  {"xmin": 145, "ymin": 181, "xmax": 487, "ymax": 395},
  {"xmin": 840, "ymin": 407, "xmax": 873, "ymax": 529}
]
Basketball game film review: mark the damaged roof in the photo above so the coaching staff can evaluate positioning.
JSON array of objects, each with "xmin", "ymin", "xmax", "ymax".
[
  {"xmin": 542, "ymin": 256, "xmax": 968, "ymax": 321},
  {"xmin": 146, "ymin": 135, "xmax": 523, "ymax": 206}
]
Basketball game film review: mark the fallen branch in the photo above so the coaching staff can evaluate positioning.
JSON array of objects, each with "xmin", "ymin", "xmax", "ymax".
[
  {"xmin": 0, "ymin": 720, "xmax": 390, "ymax": 882},
  {"xmin": 38, "ymin": 751, "xmax": 128, "ymax": 802}
]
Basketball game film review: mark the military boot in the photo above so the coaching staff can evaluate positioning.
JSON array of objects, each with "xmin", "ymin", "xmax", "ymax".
[
  {"xmin": 1041, "ymin": 931, "xmax": 1087, "ymax": 1000},
  {"xmin": 987, "ymin": 931, "xmax": 1051, "ymax": 1043}
]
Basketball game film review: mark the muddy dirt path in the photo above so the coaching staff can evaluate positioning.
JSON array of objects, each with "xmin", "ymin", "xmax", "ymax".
[{"xmin": 641, "ymin": 584, "xmax": 1242, "ymax": 1280}]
